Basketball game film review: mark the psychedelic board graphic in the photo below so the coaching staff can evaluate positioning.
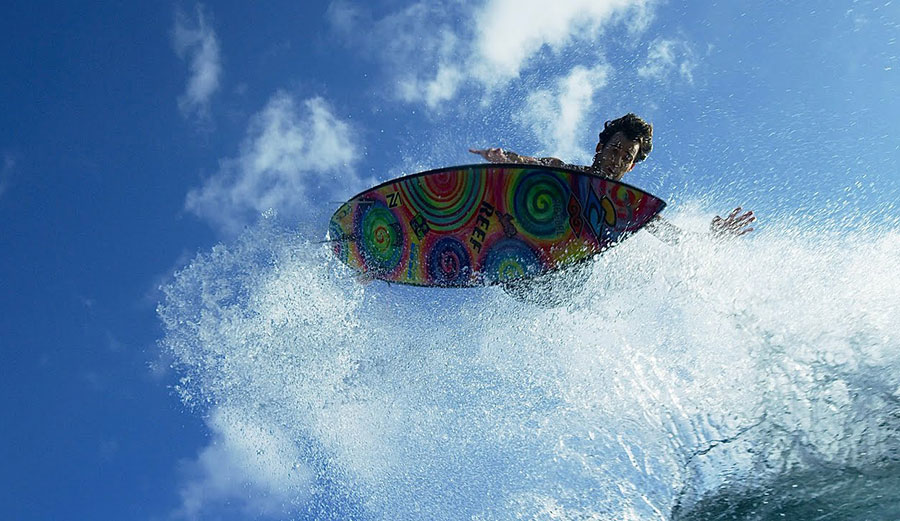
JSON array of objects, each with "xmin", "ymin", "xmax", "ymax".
[{"xmin": 328, "ymin": 164, "xmax": 666, "ymax": 287}]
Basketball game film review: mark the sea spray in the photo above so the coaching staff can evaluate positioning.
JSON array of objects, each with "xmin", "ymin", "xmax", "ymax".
[{"xmin": 159, "ymin": 210, "xmax": 900, "ymax": 520}]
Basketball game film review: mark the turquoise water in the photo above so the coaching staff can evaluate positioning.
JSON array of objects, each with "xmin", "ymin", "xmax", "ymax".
[{"xmin": 159, "ymin": 207, "xmax": 900, "ymax": 520}]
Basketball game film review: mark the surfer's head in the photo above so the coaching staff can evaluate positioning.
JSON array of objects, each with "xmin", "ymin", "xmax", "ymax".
[{"xmin": 592, "ymin": 113, "xmax": 653, "ymax": 180}]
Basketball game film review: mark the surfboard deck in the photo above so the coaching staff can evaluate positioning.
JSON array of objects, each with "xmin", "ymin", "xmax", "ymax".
[{"xmin": 328, "ymin": 163, "xmax": 666, "ymax": 287}]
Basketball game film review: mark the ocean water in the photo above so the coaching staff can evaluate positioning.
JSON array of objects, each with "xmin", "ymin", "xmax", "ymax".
[{"xmin": 158, "ymin": 208, "xmax": 900, "ymax": 520}]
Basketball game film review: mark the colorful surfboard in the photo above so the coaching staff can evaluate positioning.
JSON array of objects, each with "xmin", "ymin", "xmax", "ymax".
[{"xmin": 327, "ymin": 164, "xmax": 666, "ymax": 287}]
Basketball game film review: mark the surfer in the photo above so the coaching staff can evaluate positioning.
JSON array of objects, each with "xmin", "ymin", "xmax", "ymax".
[{"xmin": 470, "ymin": 113, "xmax": 755, "ymax": 245}]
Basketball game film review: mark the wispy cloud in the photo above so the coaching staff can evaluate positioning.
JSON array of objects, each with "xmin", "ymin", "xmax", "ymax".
[
  {"xmin": 328, "ymin": 1, "xmax": 469, "ymax": 107},
  {"xmin": 325, "ymin": 0, "xmax": 362, "ymax": 35},
  {"xmin": 471, "ymin": 0, "xmax": 653, "ymax": 87},
  {"xmin": 328, "ymin": 0, "xmax": 655, "ymax": 106},
  {"xmin": 637, "ymin": 38, "xmax": 697, "ymax": 83},
  {"xmin": 185, "ymin": 92, "xmax": 364, "ymax": 236},
  {"xmin": 399, "ymin": 63, "xmax": 465, "ymax": 109},
  {"xmin": 173, "ymin": 5, "xmax": 221, "ymax": 120},
  {"xmin": 171, "ymin": 406, "xmax": 313, "ymax": 520},
  {"xmin": 517, "ymin": 64, "xmax": 611, "ymax": 161}
]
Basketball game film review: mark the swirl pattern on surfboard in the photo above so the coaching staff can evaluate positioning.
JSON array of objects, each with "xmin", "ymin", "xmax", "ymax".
[
  {"xmin": 608, "ymin": 183, "xmax": 636, "ymax": 223},
  {"xmin": 481, "ymin": 238, "xmax": 542, "ymax": 284},
  {"xmin": 426, "ymin": 236, "xmax": 472, "ymax": 286},
  {"xmin": 353, "ymin": 201, "xmax": 403, "ymax": 274},
  {"xmin": 398, "ymin": 170, "xmax": 486, "ymax": 231},
  {"xmin": 509, "ymin": 171, "xmax": 570, "ymax": 240}
]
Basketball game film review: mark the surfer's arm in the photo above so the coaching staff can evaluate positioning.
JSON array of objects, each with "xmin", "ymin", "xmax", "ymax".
[
  {"xmin": 644, "ymin": 215, "xmax": 684, "ymax": 246},
  {"xmin": 646, "ymin": 208, "xmax": 756, "ymax": 246},
  {"xmin": 469, "ymin": 148, "xmax": 567, "ymax": 167}
]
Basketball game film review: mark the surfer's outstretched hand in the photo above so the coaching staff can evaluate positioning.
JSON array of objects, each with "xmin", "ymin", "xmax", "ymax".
[
  {"xmin": 469, "ymin": 148, "xmax": 506, "ymax": 162},
  {"xmin": 710, "ymin": 207, "xmax": 755, "ymax": 238}
]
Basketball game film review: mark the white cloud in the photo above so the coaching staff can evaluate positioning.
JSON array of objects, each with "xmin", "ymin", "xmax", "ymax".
[
  {"xmin": 185, "ymin": 92, "xmax": 364, "ymax": 235},
  {"xmin": 330, "ymin": 2, "xmax": 467, "ymax": 106},
  {"xmin": 172, "ymin": 406, "xmax": 313, "ymax": 520},
  {"xmin": 637, "ymin": 38, "xmax": 697, "ymax": 83},
  {"xmin": 471, "ymin": 0, "xmax": 653, "ymax": 87},
  {"xmin": 329, "ymin": 0, "xmax": 655, "ymax": 107},
  {"xmin": 399, "ymin": 64, "xmax": 465, "ymax": 109},
  {"xmin": 173, "ymin": 5, "xmax": 222, "ymax": 119},
  {"xmin": 517, "ymin": 64, "xmax": 611, "ymax": 160}
]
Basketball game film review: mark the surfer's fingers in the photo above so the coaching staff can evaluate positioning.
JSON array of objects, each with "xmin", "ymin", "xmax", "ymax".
[
  {"xmin": 733, "ymin": 212, "xmax": 755, "ymax": 225},
  {"xmin": 726, "ymin": 222, "xmax": 754, "ymax": 233},
  {"xmin": 717, "ymin": 216, "xmax": 755, "ymax": 235}
]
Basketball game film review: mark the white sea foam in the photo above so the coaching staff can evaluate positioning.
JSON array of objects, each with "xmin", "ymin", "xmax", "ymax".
[{"xmin": 159, "ymin": 208, "xmax": 900, "ymax": 520}]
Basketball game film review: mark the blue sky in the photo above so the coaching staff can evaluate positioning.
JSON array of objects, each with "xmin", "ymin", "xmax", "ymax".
[{"xmin": 2, "ymin": 1, "xmax": 899, "ymax": 520}]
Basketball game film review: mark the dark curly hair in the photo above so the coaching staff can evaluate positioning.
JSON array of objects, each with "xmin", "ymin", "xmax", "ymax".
[{"xmin": 597, "ymin": 113, "xmax": 653, "ymax": 163}]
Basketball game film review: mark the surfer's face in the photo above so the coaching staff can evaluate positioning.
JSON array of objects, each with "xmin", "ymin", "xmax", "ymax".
[{"xmin": 594, "ymin": 131, "xmax": 640, "ymax": 180}]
